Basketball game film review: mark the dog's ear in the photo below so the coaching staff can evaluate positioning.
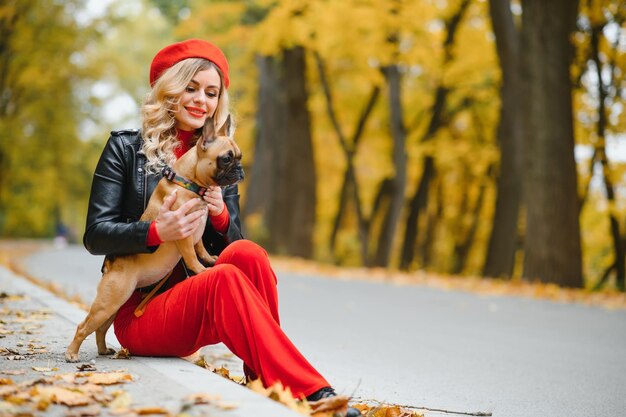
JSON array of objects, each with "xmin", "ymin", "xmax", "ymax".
[
  {"xmin": 216, "ymin": 114, "xmax": 232, "ymax": 137},
  {"xmin": 201, "ymin": 117, "xmax": 217, "ymax": 151}
]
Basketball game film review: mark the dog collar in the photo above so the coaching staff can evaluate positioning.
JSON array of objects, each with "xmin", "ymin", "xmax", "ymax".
[{"xmin": 161, "ymin": 166, "xmax": 208, "ymax": 197}]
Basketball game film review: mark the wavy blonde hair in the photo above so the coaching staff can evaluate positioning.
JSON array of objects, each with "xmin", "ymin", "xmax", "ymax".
[{"xmin": 141, "ymin": 58, "xmax": 231, "ymax": 173}]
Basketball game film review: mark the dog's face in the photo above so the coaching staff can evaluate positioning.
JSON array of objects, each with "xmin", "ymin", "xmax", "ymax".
[{"xmin": 195, "ymin": 115, "xmax": 244, "ymax": 187}]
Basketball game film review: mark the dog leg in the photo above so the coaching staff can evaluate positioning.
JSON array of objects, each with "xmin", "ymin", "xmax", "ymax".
[
  {"xmin": 96, "ymin": 313, "xmax": 117, "ymax": 356},
  {"xmin": 65, "ymin": 272, "xmax": 135, "ymax": 362},
  {"xmin": 176, "ymin": 237, "xmax": 206, "ymax": 274},
  {"xmin": 195, "ymin": 240, "xmax": 217, "ymax": 266}
]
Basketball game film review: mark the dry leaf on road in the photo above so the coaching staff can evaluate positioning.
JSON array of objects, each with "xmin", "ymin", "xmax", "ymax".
[
  {"xmin": 32, "ymin": 367, "xmax": 58, "ymax": 372},
  {"xmin": 87, "ymin": 372, "xmax": 133, "ymax": 385},
  {"xmin": 108, "ymin": 390, "xmax": 132, "ymax": 410},
  {"xmin": 112, "ymin": 349, "xmax": 131, "ymax": 360},
  {"xmin": 65, "ymin": 404, "xmax": 101, "ymax": 417},
  {"xmin": 309, "ymin": 395, "xmax": 349, "ymax": 417},
  {"xmin": 36, "ymin": 386, "xmax": 93, "ymax": 407},
  {"xmin": 134, "ymin": 406, "xmax": 169, "ymax": 415},
  {"xmin": 183, "ymin": 392, "xmax": 221, "ymax": 405},
  {"xmin": 1, "ymin": 369, "xmax": 26, "ymax": 376}
]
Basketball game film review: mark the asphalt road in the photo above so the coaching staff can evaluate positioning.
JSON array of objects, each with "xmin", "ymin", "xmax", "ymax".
[{"xmin": 22, "ymin": 243, "xmax": 626, "ymax": 417}]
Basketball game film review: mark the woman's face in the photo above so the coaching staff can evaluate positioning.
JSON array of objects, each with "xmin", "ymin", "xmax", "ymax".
[{"xmin": 174, "ymin": 66, "xmax": 221, "ymax": 131}]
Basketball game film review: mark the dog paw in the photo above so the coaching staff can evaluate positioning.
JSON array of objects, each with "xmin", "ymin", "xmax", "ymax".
[
  {"xmin": 98, "ymin": 348, "xmax": 116, "ymax": 356},
  {"xmin": 65, "ymin": 352, "xmax": 80, "ymax": 363},
  {"xmin": 200, "ymin": 255, "xmax": 218, "ymax": 267}
]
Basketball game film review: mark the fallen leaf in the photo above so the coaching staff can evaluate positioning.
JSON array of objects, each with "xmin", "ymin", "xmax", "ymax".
[
  {"xmin": 247, "ymin": 380, "xmax": 310, "ymax": 414},
  {"xmin": 36, "ymin": 398, "xmax": 52, "ymax": 411},
  {"xmin": 0, "ymin": 385, "xmax": 18, "ymax": 397},
  {"xmin": 183, "ymin": 393, "xmax": 220, "ymax": 404},
  {"xmin": 92, "ymin": 392, "xmax": 114, "ymax": 405},
  {"xmin": 208, "ymin": 365, "xmax": 230, "ymax": 379},
  {"xmin": 309, "ymin": 395, "xmax": 349, "ymax": 416},
  {"xmin": 6, "ymin": 355, "xmax": 25, "ymax": 361},
  {"xmin": 73, "ymin": 383, "xmax": 104, "ymax": 396},
  {"xmin": 32, "ymin": 367, "xmax": 58, "ymax": 372},
  {"xmin": 88, "ymin": 372, "xmax": 133, "ymax": 385},
  {"xmin": 4, "ymin": 394, "xmax": 27, "ymax": 405},
  {"xmin": 77, "ymin": 364, "xmax": 97, "ymax": 372},
  {"xmin": 0, "ymin": 348, "xmax": 19, "ymax": 355},
  {"xmin": 216, "ymin": 401, "xmax": 238, "ymax": 410},
  {"xmin": 36, "ymin": 386, "xmax": 93, "ymax": 407},
  {"xmin": 362, "ymin": 404, "xmax": 423, "ymax": 417},
  {"xmin": 65, "ymin": 404, "xmax": 101, "ymax": 417},
  {"xmin": 134, "ymin": 406, "xmax": 169, "ymax": 415},
  {"xmin": 0, "ymin": 370, "xmax": 25, "ymax": 376},
  {"xmin": 0, "ymin": 378, "xmax": 13, "ymax": 385},
  {"xmin": 108, "ymin": 390, "xmax": 132, "ymax": 410},
  {"xmin": 112, "ymin": 349, "xmax": 131, "ymax": 360},
  {"xmin": 59, "ymin": 373, "xmax": 77, "ymax": 384},
  {"xmin": 0, "ymin": 400, "xmax": 18, "ymax": 415},
  {"xmin": 17, "ymin": 377, "xmax": 52, "ymax": 388}
]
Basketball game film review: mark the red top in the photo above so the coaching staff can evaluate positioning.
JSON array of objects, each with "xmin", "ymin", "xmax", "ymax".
[{"xmin": 146, "ymin": 130, "xmax": 230, "ymax": 246}]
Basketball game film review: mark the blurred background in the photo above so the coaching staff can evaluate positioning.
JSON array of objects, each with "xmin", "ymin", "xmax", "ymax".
[{"xmin": 0, "ymin": 0, "xmax": 624, "ymax": 291}]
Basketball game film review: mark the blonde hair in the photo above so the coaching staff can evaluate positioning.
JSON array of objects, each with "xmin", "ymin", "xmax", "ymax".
[{"xmin": 141, "ymin": 58, "xmax": 231, "ymax": 173}]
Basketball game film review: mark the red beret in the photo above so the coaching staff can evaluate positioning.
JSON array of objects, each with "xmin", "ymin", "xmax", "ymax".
[{"xmin": 149, "ymin": 39, "xmax": 230, "ymax": 89}]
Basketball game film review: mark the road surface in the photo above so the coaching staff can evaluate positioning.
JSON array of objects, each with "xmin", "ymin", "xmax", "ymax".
[{"xmin": 21, "ymin": 243, "xmax": 626, "ymax": 417}]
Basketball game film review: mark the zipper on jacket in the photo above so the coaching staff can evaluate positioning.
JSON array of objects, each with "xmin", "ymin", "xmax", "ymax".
[{"xmin": 143, "ymin": 169, "xmax": 148, "ymax": 211}]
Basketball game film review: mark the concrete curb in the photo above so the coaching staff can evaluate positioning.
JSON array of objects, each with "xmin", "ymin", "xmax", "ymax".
[{"xmin": 0, "ymin": 265, "xmax": 302, "ymax": 417}]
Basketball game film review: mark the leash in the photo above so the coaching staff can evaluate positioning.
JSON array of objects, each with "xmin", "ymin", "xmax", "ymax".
[
  {"xmin": 161, "ymin": 166, "xmax": 208, "ymax": 197},
  {"xmin": 133, "ymin": 269, "xmax": 174, "ymax": 317}
]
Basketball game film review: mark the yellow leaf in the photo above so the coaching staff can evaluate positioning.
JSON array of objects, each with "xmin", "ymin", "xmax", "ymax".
[
  {"xmin": 183, "ymin": 392, "xmax": 221, "ymax": 404},
  {"xmin": 112, "ymin": 349, "xmax": 130, "ymax": 360},
  {"xmin": 65, "ymin": 404, "xmax": 101, "ymax": 417},
  {"xmin": 134, "ymin": 406, "xmax": 169, "ymax": 415},
  {"xmin": 0, "ymin": 370, "xmax": 25, "ymax": 376},
  {"xmin": 309, "ymin": 395, "xmax": 349, "ymax": 416},
  {"xmin": 108, "ymin": 390, "xmax": 132, "ymax": 410},
  {"xmin": 87, "ymin": 372, "xmax": 133, "ymax": 385},
  {"xmin": 36, "ymin": 386, "xmax": 92, "ymax": 407},
  {"xmin": 32, "ymin": 367, "xmax": 58, "ymax": 372}
]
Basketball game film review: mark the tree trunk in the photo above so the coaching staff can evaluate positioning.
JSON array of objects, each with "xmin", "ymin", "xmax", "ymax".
[
  {"xmin": 374, "ymin": 64, "xmax": 408, "ymax": 267},
  {"xmin": 521, "ymin": 0, "xmax": 583, "ymax": 287},
  {"xmin": 245, "ymin": 48, "xmax": 316, "ymax": 258},
  {"xmin": 483, "ymin": 0, "xmax": 524, "ymax": 278},
  {"xmin": 590, "ymin": 23, "xmax": 625, "ymax": 291},
  {"xmin": 453, "ymin": 168, "xmax": 490, "ymax": 275},
  {"xmin": 399, "ymin": 0, "xmax": 471, "ymax": 270},
  {"xmin": 243, "ymin": 55, "xmax": 281, "ymax": 240},
  {"xmin": 268, "ymin": 46, "xmax": 316, "ymax": 258}
]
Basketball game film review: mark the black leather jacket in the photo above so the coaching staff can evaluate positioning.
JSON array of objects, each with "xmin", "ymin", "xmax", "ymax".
[{"xmin": 83, "ymin": 129, "xmax": 243, "ymax": 259}]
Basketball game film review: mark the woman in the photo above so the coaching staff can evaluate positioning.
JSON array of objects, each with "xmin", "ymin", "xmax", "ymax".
[{"xmin": 83, "ymin": 39, "xmax": 360, "ymax": 416}]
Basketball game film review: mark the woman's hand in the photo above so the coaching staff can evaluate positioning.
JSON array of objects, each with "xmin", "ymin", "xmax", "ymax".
[
  {"xmin": 155, "ymin": 190, "xmax": 207, "ymax": 242},
  {"xmin": 202, "ymin": 186, "xmax": 224, "ymax": 217}
]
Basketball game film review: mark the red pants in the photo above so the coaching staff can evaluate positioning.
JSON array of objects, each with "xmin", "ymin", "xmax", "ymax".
[{"xmin": 113, "ymin": 240, "xmax": 329, "ymax": 398}]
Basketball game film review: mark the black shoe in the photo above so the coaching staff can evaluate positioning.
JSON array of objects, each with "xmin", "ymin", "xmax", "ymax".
[
  {"xmin": 306, "ymin": 386, "xmax": 337, "ymax": 402},
  {"xmin": 306, "ymin": 387, "xmax": 362, "ymax": 416}
]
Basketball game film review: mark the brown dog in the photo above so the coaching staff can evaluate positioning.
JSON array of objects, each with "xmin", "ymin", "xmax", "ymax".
[{"xmin": 65, "ymin": 116, "xmax": 243, "ymax": 362}]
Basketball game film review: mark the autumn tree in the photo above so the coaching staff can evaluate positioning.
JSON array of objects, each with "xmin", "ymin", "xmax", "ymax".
[
  {"xmin": 521, "ymin": 0, "xmax": 583, "ymax": 287},
  {"xmin": 575, "ymin": 0, "xmax": 626, "ymax": 291},
  {"xmin": 0, "ymin": 0, "xmax": 103, "ymax": 237},
  {"xmin": 482, "ymin": 0, "xmax": 524, "ymax": 279},
  {"xmin": 243, "ymin": 3, "xmax": 317, "ymax": 258}
]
